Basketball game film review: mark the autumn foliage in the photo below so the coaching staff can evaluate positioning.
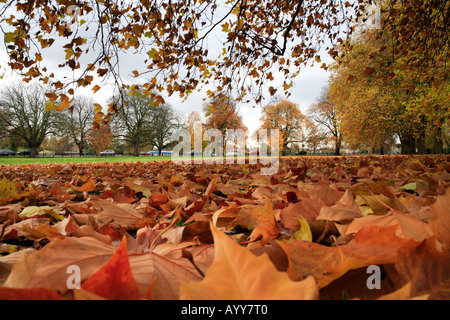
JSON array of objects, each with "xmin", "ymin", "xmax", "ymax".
[{"xmin": 0, "ymin": 154, "xmax": 449, "ymax": 300}]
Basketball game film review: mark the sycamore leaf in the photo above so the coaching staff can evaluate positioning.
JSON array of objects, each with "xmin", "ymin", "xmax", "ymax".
[
  {"xmin": 19, "ymin": 206, "xmax": 65, "ymax": 221},
  {"xmin": 429, "ymin": 189, "xmax": 450, "ymax": 250},
  {"xmin": 93, "ymin": 103, "xmax": 103, "ymax": 113},
  {"xmin": 4, "ymin": 32, "xmax": 14, "ymax": 43},
  {"xmin": 73, "ymin": 288, "xmax": 105, "ymax": 300},
  {"xmin": 395, "ymin": 238, "xmax": 450, "ymax": 299},
  {"xmin": 283, "ymin": 82, "xmax": 293, "ymax": 91},
  {"xmin": 92, "ymin": 198, "xmax": 144, "ymax": 228},
  {"xmin": 246, "ymin": 197, "xmax": 280, "ymax": 242},
  {"xmin": 82, "ymin": 237, "xmax": 141, "ymax": 300},
  {"xmin": 0, "ymin": 177, "xmax": 18, "ymax": 203},
  {"xmin": 3, "ymin": 237, "xmax": 116, "ymax": 294},
  {"xmin": 402, "ymin": 182, "xmax": 417, "ymax": 192},
  {"xmin": 179, "ymin": 223, "xmax": 319, "ymax": 300},
  {"xmin": 317, "ymin": 189, "xmax": 363, "ymax": 223},
  {"xmin": 75, "ymin": 178, "xmax": 96, "ymax": 193},
  {"xmin": 278, "ymin": 225, "xmax": 419, "ymax": 288},
  {"xmin": 45, "ymin": 101, "xmax": 57, "ymax": 111},
  {"xmin": 0, "ymin": 287, "xmax": 62, "ymax": 300},
  {"xmin": 147, "ymin": 48, "xmax": 159, "ymax": 60},
  {"xmin": 92, "ymin": 85, "xmax": 101, "ymax": 93}
]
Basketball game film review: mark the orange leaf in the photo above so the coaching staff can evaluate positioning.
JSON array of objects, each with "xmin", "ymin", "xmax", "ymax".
[
  {"xmin": 179, "ymin": 223, "xmax": 319, "ymax": 300},
  {"xmin": 82, "ymin": 237, "xmax": 141, "ymax": 300},
  {"xmin": 278, "ymin": 225, "xmax": 419, "ymax": 288},
  {"xmin": 248, "ymin": 196, "xmax": 280, "ymax": 242},
  {"xmin": 77, "ymin": 178, "xmax": 96, "ymax": 192},
  {"xmin": 0, "ymin": 287, "xmax": 62, "ymax": 300},
  {"xmin": 92, "ymin": 85, "xmax": 101, "ymax": 93}
]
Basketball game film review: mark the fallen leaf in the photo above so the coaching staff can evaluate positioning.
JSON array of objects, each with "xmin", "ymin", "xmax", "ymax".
[
  {"xmin": 0, "ymin": 287, "xmax": 62, "ymax": 300},
  {"xmin": 82, "ymin": 237, "xmax": 141, "ymax": 300},
  {"xmin": 75, "ymin": 178, "xmax": 96, "ymax": 193},
  {"xmin": 247, "ymin": 197, "xmax": 280, "ymax": 242},
  {"xmin": 293, "ymin": 217, "xmax": 313, "ymax": 241},
  {"xmin": 92, "ymin": 198, "xmax": 144, "ymax": 228},
  {"xmin": 317, "ymin": 189, "xmax": 363, "ymax": 223},
  {"xmin": 395, "ymin": 237, "xmax": 450, "ymax": 299},
  {"xmin": 179, "ymin": 223, "xmax": 319, "ymax": 300},
  {"xmin": 278, "ymin": 225, "xmax": 419, "ymax": 288},
  {"xmin": 19, "ymin": 206, "xmax": 65, "ymax": 221}
]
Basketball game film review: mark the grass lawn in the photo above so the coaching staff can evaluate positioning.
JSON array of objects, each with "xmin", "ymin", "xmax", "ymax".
[{"xmin": 0, "ymin": 156, "xmax": 172, "ymax": 165}]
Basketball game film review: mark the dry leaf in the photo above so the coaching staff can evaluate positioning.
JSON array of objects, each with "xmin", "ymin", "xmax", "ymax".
[{"xmin": 179, "ymin": 223, "xmax": 319, "ymax": 300}]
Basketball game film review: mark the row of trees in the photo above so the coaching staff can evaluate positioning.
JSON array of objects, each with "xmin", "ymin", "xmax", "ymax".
[
  {"xmin": 182, "ymin": 95, "xmax": 343, "ymax": 157},
  {"xmin": 256, "ymin": 0, "xmax": 449, "ymax": 156},
  {"xmin": 327, "ymin": 0, "xmax": 449, "ymax": 155},
  {"xmin": 0, "ymin": 83, "xmax": 180, "ymax": 157},
  {"xmin": 257, "ymin": 97, "xmax": 342, "ymax": 156}
]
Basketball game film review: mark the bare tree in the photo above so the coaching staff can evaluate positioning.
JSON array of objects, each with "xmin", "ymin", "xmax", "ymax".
[
  {"xmin": 307, "ymin": 86, "xmax": 343, "ymax": 155},
  {"xmin": 0, "ymin": 82, "xmax": 56, "ymax": 157},
  {"xmin": 56, "ymin": 96, "xmax": 95, "ymax": 156},
  {"xmin": 148, "ymin": 103, "xmax": 180, "ymax": 155},
  {"xmin": 110, "ymin": 89, "xmax": 155, "ymax": 156}
]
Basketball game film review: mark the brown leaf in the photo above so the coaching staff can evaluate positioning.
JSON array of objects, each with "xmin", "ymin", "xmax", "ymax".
[
  {"xmin": 179, "ymin": 223, "xmax": 319, "ymax": 300},
  {"xmin": 317, "ymin": 189, "xmax": 363, "ymax": 223},
  {"xmin": 395, "ymin": 238, "xmax": 450, "ymax": 299},
  {"xmin": 278, "ymin": 225, "xmax": 419, "ymax": 288},
  {"xmin": 92, "ymin": 198, "xmax": 144, "ymax": 228}
]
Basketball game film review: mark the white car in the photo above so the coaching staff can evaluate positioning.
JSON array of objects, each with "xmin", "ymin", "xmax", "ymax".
[{"xmin": 100, "ymin": 149, "xmax": 115, "ymax": 156}]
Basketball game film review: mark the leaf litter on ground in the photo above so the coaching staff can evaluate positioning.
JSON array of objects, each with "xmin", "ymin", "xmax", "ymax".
[{"xmin": 0, "ymin": 154, "xmax": 449, "ymax": 300}]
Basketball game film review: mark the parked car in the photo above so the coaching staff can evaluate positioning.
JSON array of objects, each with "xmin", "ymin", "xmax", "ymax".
[
  {"xmin": 0, "ymin": 149, "xmax": 16, "ymax": 156},
  {"xmin": 18, "ymin": 149, "xmax": 38, "ymax": 156},
  {"xmin": 189, "ymin": 150, "xmax": 203, "ymax": 156},
  {"xmin": 295, "ymin": 150, "xmax": 307, "ymax": 155},
  {"xmin": 100, "ymin": 149, "xmax": 115, "ymax": 156}
]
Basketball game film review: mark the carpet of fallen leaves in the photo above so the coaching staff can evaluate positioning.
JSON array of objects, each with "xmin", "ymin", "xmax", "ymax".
[{"xmin": 0, "ymin": 154, "xmax": 449, "ymax": 300}]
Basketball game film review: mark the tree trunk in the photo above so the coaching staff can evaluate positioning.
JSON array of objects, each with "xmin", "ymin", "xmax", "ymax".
[
  {"xmin": 416, "ymin": 137, "xmax": 426, "ymax": 155},
  {"xmin": 30, "ymin": 146, "xmax": 38, "ymax": 158},
  {"xmin": 334, "ymin": 135, "xmax": 341, "ymax": 155},
  {"xmin": 133, "ymin": 140, "xmax": 140, "ymax": 156},
  {"xmin": 432, "ymin": 126, "xmax": 444, "ymax": 154},
  {"xmin": 78, "ymin": 143, "xmax": 84, "ymax": 156},
  {"xmin": 400, "ymin": 135, "xmax": 416, "ymax": 155}
]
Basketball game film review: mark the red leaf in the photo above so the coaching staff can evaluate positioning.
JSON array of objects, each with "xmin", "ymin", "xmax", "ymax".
[
  {"xmin": 0, "ymin": 287, "xmax": 62, "ymax": 300},
  {"xmin": 81, "ymin": 237, "xmax": 141, "ymax": 300}
]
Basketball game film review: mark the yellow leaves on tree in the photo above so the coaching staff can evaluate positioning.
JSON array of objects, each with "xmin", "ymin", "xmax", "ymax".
[{"xmin": 259, "ymin": 100, "xmax": 306, "ymax": 154}]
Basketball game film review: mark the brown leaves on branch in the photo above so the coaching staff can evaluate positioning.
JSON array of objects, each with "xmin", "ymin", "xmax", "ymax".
[
  {"xmin": 0, "ymin": 154, "xmax": 449, "ymax": 300},
  {"xmin": 0, "ymin": 0, "xmax": 374, "ymax": 117}
]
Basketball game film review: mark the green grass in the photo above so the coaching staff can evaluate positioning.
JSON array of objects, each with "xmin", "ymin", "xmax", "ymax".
[{"xmin": 0, "ymin": 156, "xmax": 172, "ymax": 165}]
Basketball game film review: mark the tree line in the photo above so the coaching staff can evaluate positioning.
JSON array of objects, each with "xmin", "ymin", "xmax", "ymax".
[
  {"xmin": 0, "ymin": 1, "xmax": 448, "ymax": 157},
  {"xmin": 0, "ymin": 82, "xmax": 181, "ymax": 157}
]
